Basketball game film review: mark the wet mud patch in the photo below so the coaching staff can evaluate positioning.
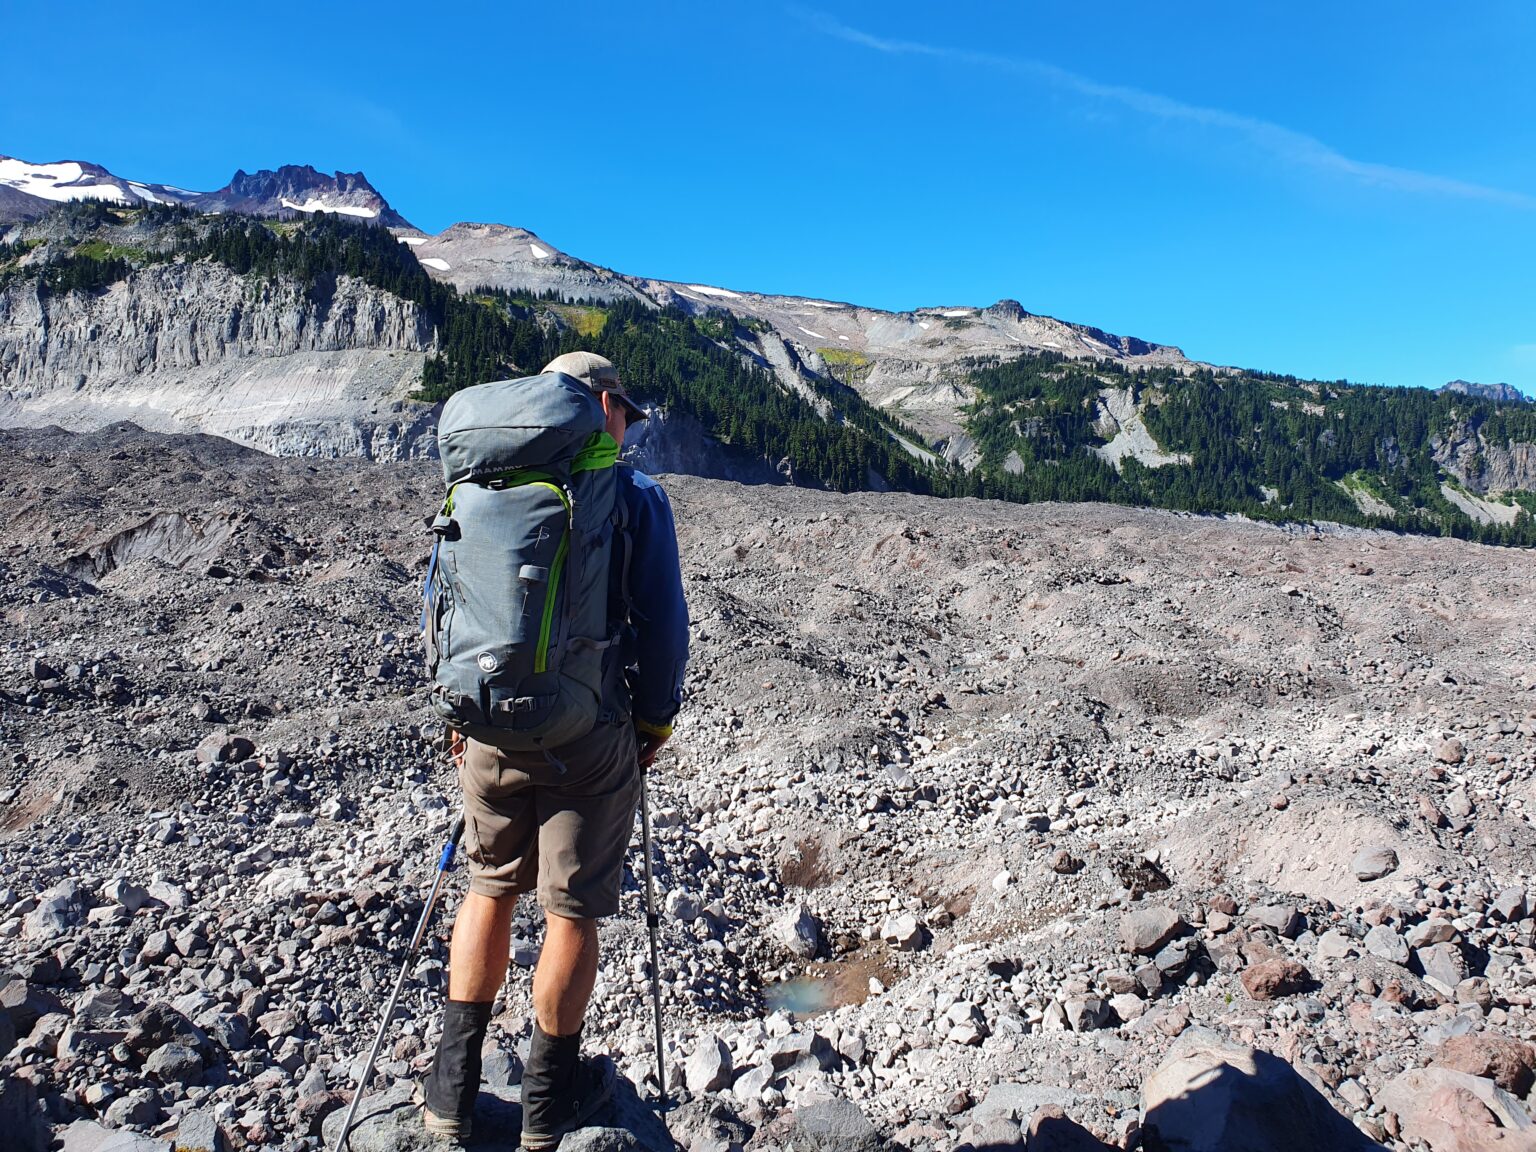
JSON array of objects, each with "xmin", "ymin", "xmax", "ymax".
[{"xmin": 763, "ymin": 947, "xmax": 899, "ymax": 1017}]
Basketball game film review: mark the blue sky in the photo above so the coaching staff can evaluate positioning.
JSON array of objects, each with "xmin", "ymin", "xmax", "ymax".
[{"xmin": 5, "ymin": 1, "xmax": 1533, "ymax": 393}]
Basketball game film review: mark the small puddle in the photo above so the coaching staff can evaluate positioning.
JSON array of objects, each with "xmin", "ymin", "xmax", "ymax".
[
  {"xmin": 764, "ymin": 975, "xmax": 833, "ymax": 1016},
  {"xmin": 762, "ymin": 951, "xmax": 897, "ymax": 1018}
]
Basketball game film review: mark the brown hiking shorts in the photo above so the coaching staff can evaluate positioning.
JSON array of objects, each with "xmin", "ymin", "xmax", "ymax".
[{"xmin": 457, "ymin": 722, "xmax": 640, "ymax": 918}]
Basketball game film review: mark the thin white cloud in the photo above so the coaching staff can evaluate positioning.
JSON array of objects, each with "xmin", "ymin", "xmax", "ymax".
[{"xmin": 800, "ymin": 9, "xmax": 1535, "ymax": 209}]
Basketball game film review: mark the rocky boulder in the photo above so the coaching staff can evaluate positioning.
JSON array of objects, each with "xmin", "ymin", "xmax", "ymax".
[
  {"xmin": 1379, "ymin": 1066, "xmax": 1535, "ymax": 1151},
  {"xmin": 779, "ymin": 1098, "xmax": 881, "ymax": 1152},
  {"xmin": 1352, "ymin": 846, "xmax": 1399, "ymax": 881},
  {"xmin": 1436, "ymin": 1034, "xmax": 1536, "ymax": 1097},
  {"xmin": 1120, "ymin": 906, "xmax": 1185, "ymax": 956},
  {"xmin": 1240, "ymin": 959, "xmax": 1311, "ymax": 1001},
  {"xmin": 1140, "ymin": 1029, "xmax": 1381, "ymax": 1151},
  {"xmin": 0, "ymin": 980, "xmax": 65, "ymax": 1036},
  {"xmin": 771, "ymin": 903, "xmax": 821, "ymax": 959}
]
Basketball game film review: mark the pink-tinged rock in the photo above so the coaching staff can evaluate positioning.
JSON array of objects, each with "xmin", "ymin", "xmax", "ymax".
[
  {"xmin": 1436, "ymin": 737, "xmax": 1467, "ymax": 764},
  {"xmin": 1380, "ymin": 1067, "xmax": 1535, "ymax": 1152},
  {"xmin": 1240, "ymin": 959, "xmax": 1311, "ymax": 1001},
  {"xmin": 1437, "ymin": 1033, "xmax": 1536, "ymax": 1097}
]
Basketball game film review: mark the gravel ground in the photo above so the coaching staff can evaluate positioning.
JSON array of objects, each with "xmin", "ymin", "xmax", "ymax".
[{"xmin": 1, "ymin": 425, "xmax": 1533, "ymax": 1152}]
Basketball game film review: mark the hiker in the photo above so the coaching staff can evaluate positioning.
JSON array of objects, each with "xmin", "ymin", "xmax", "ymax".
[{"xmin": 419, "ymin": 352, "xmax": 689, "ymax": 1148}]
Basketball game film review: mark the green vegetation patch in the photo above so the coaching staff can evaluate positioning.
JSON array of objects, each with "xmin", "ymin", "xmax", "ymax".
[
  {"xmin": 693, "ymin": 312, "xmax": 735, "ymax": 342},
  {"xmin": 550, "ymin": 303, "xmax": 609, "ymax": 339},
  {"xmin": 73, "ymin": 239, "xmax": 149, "ymax": 263},
  {"xmin": 817, "ymin": 347, "xmax": 870, "ymax": 370}
]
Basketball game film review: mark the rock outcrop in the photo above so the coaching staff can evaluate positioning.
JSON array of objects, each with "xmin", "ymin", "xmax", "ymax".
[{"xmin": 1431, "ymin": 420, "xmax": 1536, "ymax": 495}]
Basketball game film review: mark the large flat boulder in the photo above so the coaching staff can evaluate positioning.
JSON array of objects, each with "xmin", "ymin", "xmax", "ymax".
[{"xmin": 1140, "ymin": 1029, "xmax": 1380, "ymax": 1151}]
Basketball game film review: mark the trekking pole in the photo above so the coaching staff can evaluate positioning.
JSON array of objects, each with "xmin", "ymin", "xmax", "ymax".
[
  {"xmin": 637, "ymin": 761, "xmax": 668, "ymax": 1106},
  {"xmin": 332, "ymin": 814, "xmax": 465, "ymax": 1152}
]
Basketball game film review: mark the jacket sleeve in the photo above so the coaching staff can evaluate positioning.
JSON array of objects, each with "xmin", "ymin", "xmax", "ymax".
[{"xmin": 624, "ymin": 473, "xmax": 689, "ymax": 735}]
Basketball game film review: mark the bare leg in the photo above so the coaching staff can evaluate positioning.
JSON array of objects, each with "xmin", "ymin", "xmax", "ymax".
[
  {"xmin": 447, "ymin": 890, "xmax": 517, "ymax": 1002},
  {"xmin": 532, "ymin": 913, "xmax": 599, "ymax": 1036}
]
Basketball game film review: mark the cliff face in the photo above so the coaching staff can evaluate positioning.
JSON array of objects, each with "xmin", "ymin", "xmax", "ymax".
[
  {"xmin": 1431, "ymin": 421, "xmax": 1536, "ymax": 494},
  {"xmin": 0, "ymin": 263, "xmax": 441, "ymax": 459}
]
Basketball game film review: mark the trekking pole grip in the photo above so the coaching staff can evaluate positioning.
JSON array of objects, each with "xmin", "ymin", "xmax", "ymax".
[{"xmin": 439, "ymin": 815, "xmax": 466, "ymax": 871}]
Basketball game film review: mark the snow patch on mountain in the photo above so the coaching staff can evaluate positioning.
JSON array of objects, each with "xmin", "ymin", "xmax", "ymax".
[
  {"xmin": 0, "ymin": 159, "xmax": 128, "ymax": 204},
  {"xmin": 419, "ymin": 257, "xmax": 451, "ymax": 271},
  {"xmin": 397, "ymin": 236, "xmax": 427, "ymax": 247},
  {"xmin": 529, "ymin": 242, "xmax": 551, "ymax": 259},
  {"xmin": 687, "ymin": 285, "xmax": 743, "ymax": 299},
  {"xmin": 279, "ymin": 196, "xmax": 379, "ymax": 219}
]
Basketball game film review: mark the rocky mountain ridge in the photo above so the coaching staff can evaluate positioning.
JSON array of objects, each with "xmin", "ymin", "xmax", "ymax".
[
  {"xmin": 1441, "ymin": 380, "xmax": 1531, "ymax": 405},
  {"xmin": 0, "ymin": 154, "xmax": 411, "ymax": 228},
  {"xmin": 408, "ymin": 222, "xmax": 1190, "ymax": 456},
  {"xmin": 1, "ymin": 156, "xmax": 1534, "ymax": 542},
  {"xmin": 1, "ymin": 151, "xmax": 1185, "ymax": 458}
]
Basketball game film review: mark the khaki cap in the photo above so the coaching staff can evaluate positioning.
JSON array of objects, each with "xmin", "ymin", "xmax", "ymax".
[{"xmin": 542, "ymin": 351, "xmax": 648, "ymax": 423}]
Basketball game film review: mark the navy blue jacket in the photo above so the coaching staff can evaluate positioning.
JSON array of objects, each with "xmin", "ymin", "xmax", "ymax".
[{"xmin": 613, "ymin": 465, "xmax": 688, "ymax": 733}]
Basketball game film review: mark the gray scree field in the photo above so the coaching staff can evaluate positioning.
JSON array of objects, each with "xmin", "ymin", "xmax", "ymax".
[{"xmin": 1, "ymin": 425, "xmax": 1534, "ymax": 1152}]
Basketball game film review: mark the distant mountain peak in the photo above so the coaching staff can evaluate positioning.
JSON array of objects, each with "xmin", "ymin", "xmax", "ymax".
[
  {"xmin": 1440, "ymin": 379, "xmax": 1530, "ymax": 404},
  {"xmin": 206, "ymin": 165, "xmax": 411, "ymax": 228}
]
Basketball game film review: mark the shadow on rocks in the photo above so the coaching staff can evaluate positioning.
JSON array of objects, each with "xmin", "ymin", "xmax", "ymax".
[
  {"xmin": 321, "ymin": 1067, "xmax": 678, "ymax": 1152},
  {"xmin": 1139, "ymin": 1029, "xmax": 1384, "ymax": 1152},
  {"xmin": 954, "ymin": 1103, "xmax": 1117, "ymax": 1152}
]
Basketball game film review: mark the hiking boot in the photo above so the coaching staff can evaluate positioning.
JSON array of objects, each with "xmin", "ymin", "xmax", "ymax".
[
  {"xmin": 520, "ymin": 1025, "xmax": 614, "ymax": 1151},
  {"xmin": 421, "ymin": 1000, "xmax": 493, "ymax": 1142},
  {"xmin": 418, "ymin": 1088, "xmax": 471, "ymax": 1143}
]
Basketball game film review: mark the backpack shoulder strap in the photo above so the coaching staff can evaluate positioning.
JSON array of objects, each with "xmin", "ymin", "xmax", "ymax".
[{"xmin": 613, "ymin": 473, "xmax": 635, "ymax": 623}]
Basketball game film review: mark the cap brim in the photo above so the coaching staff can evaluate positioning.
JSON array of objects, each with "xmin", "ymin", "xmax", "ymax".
[{"xmin": 615, "ymin": 392, "xmax": 648, "ymax": 424}]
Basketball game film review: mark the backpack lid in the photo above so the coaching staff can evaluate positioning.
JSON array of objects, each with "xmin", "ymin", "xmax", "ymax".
[{"xmin": 437, "ymin": 372, "xmax": 606, "ymax": 484}]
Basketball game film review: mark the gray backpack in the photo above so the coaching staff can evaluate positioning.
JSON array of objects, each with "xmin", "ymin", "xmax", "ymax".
[{"xmin": 423, "ymin": 371, "xmax": 624, "ymax": 753}]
